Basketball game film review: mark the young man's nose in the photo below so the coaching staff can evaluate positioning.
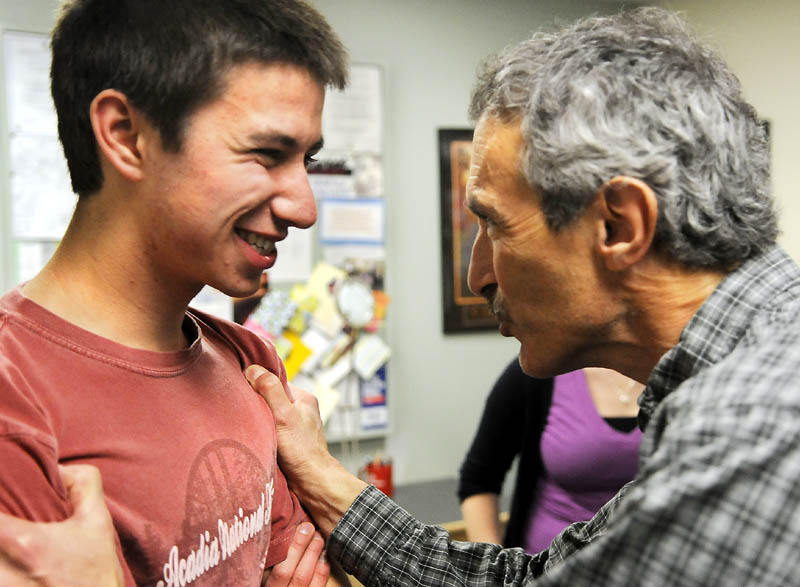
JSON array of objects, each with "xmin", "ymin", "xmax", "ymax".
[{"xmin": 272, "ymin": 162, "xmax": 318, "ymax": 229}]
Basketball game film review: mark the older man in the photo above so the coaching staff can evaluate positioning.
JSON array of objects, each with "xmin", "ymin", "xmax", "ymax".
[
  {"xmin": 250, "ymin": 7, "xmax": 799, "ymax": 586},
  {"xmin": 4, "ymin": 6, "xmax": 799, "ymax": 587}
]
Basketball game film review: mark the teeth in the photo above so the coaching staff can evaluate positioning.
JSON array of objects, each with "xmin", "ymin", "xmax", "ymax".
[{"xmin": 237, "ymin": 229, "xmax": 276, "ymax": 256}]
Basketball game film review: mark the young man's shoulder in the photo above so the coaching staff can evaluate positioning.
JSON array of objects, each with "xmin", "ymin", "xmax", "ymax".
[{"xmin": 188, "ymin": 306, "xmax": 287, "ymax": 383}]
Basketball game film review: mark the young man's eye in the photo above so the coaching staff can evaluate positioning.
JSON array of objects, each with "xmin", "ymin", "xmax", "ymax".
[
  {"xmin": 303, "ymin": 154, "xmax": 318, "ymax": 168},
  {"xmin": 252, "ymin": 149, "xmax": 283, "ymax": 165}
]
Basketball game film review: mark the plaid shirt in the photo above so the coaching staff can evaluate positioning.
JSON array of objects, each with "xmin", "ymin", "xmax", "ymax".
[{"xmin": 328, "ymin": 245, "xmax": 800, "ymax": 586}]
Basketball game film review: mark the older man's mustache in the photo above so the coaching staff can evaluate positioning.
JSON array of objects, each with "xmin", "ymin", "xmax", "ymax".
[{"xmin": 480, "ymin": 284, "xmax": 507, "ymax": 322}]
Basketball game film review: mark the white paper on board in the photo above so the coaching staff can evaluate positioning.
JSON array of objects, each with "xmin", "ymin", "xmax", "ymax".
[
  {"xmin": 319, "ymin": 198, "xmax": 385, "ymax": 244},
  {"xmin": 269, "ymin": 226, "xmax": 314, "ymax": 283}
]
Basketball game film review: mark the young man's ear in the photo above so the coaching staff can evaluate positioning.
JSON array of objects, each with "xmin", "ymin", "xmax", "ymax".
[
  {"xmin": 594, "ymin": 176, "xmax": 658, "ymax": 271},
  {"xmin": 89, "ymin": 89, "xmax": 145, "ymax": 182}
]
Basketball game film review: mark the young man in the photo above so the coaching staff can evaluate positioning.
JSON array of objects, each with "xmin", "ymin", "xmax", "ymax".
[
  {"xmin": 0, "ymin": 0, "xmax": 347, "ymax": 584},
  {"xmin": 250, "ymin": 7, "xmax": 800, "ymax": 586}
]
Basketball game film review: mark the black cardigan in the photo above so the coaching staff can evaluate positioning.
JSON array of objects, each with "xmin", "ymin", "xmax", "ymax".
[{"xmin": 457, "ymin": 359, "xmax": 553, "ymax": 548}]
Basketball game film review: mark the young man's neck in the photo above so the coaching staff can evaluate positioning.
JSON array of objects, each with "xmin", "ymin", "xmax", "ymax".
[{"xmin": 22, "ymin": 202, "xmax": 196, "ymax": 352}]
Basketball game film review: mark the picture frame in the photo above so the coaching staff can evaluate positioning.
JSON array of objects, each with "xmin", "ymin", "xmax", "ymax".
[{"xmin": 438, "ymin": 128, "xmax": 498, "ymax": 333}]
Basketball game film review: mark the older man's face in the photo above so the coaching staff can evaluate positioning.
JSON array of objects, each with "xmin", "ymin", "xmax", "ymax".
[{"xmin": 466, "ymin": 116, "xmax": 612, "ymax": 377}]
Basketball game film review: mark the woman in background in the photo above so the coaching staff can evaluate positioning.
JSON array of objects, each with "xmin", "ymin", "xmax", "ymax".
[{"xmin": 458, "ymin": 359, "xmax": 643, "ymax": 551}]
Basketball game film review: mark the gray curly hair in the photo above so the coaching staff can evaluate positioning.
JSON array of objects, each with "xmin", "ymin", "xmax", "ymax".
[{"xmin": 469, "ymin": 7, "xmax": 776, "ymax": 269}]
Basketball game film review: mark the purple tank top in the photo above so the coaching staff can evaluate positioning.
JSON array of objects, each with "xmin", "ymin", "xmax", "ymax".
[{"xmin": 524, "ymin": 370, "xmax": 642, "ymax": 553}]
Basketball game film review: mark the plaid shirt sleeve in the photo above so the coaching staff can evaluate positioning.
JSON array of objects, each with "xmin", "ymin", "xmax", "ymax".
[
  {"xmin": 328, "ymin": 484, "xmax": 550, "ymax": 586},
  {"xmin": 328, "ymin": 483, "xmax": 627, "ymax": 586}
]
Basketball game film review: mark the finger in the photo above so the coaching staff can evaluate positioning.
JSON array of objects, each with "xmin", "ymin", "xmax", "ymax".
[
  {"xmin": 57, "ymin": 464, "xmax": 127, "ymax": 585},
  {"xmin": 246, "ymin": 366, "xmax": 294, "ymax": 410},
  {"xmin": 308, "ymin": 551, "xmax": 331, "ymax": 587},
  {"xmin": 265, "ymin": 522, "xmax": 315, "ymax": 586},
  {"xmin": 288, "ymin": 532, "xmax": 325, "ymax": 586}
]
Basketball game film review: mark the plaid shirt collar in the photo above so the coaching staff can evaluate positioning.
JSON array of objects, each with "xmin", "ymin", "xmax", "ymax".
[{"xmin": 639, "ymin": 245, "xmax": 800, "ymax": 429}]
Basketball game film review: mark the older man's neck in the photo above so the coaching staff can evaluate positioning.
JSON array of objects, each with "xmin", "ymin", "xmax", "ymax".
[{"xmin": 627, "ymin": 257, "xmax": 727, "ymax": 366}]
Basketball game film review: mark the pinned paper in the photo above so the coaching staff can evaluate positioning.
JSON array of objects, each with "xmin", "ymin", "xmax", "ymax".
[
  {"xmin": 307, "ymin": 263, "xmax": 346, "ymax": 299},
  {"xmin": 365, "ymin": 290, "xmax": 391, "ymax": 333},
  {"xmin": 292, "ymin": 374, "xmax": 340, "ymax": 424},
  {"xmin": 273, "ymin": 336, "xmax": 293, "ymax": 360},
  {"xmin": 309, "ymin": 171, "xmax": 356, "ymax": 199},
  {"xmin": 286, "ymin": 310, "xmax": 308, "ymax": 335},
  {"xmin": 299, "ymin": 327, "xmax": 336, "ymax": 375},
  {"xmin": 360, "ymin": 367, "xmax": 388, "ymax": 430},
  {"xmin": 311, "ymin": 294, "xmax": 345, "ymax": 338},
  {"xmin": 353, "ymin": 334, "xmax": 391, "ymax": 380},
  {"xmin": 282, "ymin": 331, "xmax": 312, "ymax": 380},
  {"xmin": 303, "ymin": 263, "xmax": 347, "ymax": 337},
  {"xmin": 251, "ymin": 290, "xmax": 297, "ymax": 336},
  {"xmin": 319, "ymin": 198, "xmax": 385, "ymax": 245},
  {"xmin": 270, "ymin": 226, "xmax": 313, "ymax": 283},
  {"xmin": 320, "ymin": 333, "xmax": 353, "ymax": 369},
  {"xmin": 313, "ymin": 380, "xmax": 341, "ymax": 424},
  {"xmin": 316, "ymin": 351, "xmax": 353, "ymax": 389},
  {"xmin": 290, "ymin": 285, "xmax": 320, "ymax": 313}
]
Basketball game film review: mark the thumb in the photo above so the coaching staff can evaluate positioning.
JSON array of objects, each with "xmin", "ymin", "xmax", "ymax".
[
  {"xmin": 58, "ymin": 465, "xmax": 112, "ymax": 526},
  {"xmin": 245, "ymin": 365, "xmax": 295, "ymax": 408}
]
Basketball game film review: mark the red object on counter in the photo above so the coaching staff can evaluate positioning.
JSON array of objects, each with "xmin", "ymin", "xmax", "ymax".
[{"xmin": 363, "ymin": 459, "xmax": 393, "ymax": 497}]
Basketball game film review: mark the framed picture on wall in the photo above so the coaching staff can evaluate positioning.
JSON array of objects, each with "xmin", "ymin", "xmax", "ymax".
[{"xmin": 438, "ymin": 128, "xmax": 498, "ymax": 333}]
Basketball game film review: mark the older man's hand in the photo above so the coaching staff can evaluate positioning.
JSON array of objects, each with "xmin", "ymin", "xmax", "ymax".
[
  {"xmin": 246, "ymin": 365, "xmax": 368, "ymax": 537},
  {"xmin": 0, "ymin": 464, "xmax": 127, "ymax": 587}
]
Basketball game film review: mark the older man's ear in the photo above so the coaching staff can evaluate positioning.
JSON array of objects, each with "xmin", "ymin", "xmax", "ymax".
[{"xmin": 594, "ymin": 176, "xmax": 658, "ymax": 272}]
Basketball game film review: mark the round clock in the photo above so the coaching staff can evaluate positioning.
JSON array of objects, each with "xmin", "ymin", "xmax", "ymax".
[{"xmin": 335, "ymin": 277, "xmax": 375, "ymax": 329}]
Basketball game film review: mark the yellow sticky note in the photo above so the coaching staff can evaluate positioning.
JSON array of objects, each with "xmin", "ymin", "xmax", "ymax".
[
  {"xmin": 283, "ymin": 331, "xmax": 312, "ymax": 380},
  {"xmin": 286, "ymin": 309, "xmax": 308, "ymax": 335}
]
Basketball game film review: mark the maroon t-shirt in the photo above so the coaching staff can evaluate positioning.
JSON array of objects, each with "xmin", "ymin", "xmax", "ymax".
[{"xmin": 0, "ymin": 287, "xmax": 309, "ymax": 586}]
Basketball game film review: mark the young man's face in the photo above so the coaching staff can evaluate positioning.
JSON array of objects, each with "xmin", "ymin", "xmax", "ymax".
[
  {"xmin": 136, "ymin": 62, "xmax": 324, "ymax": 299},
  {"xmin": 466, "ymin": 116, "xmax": 613, "ymax": 377}
]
